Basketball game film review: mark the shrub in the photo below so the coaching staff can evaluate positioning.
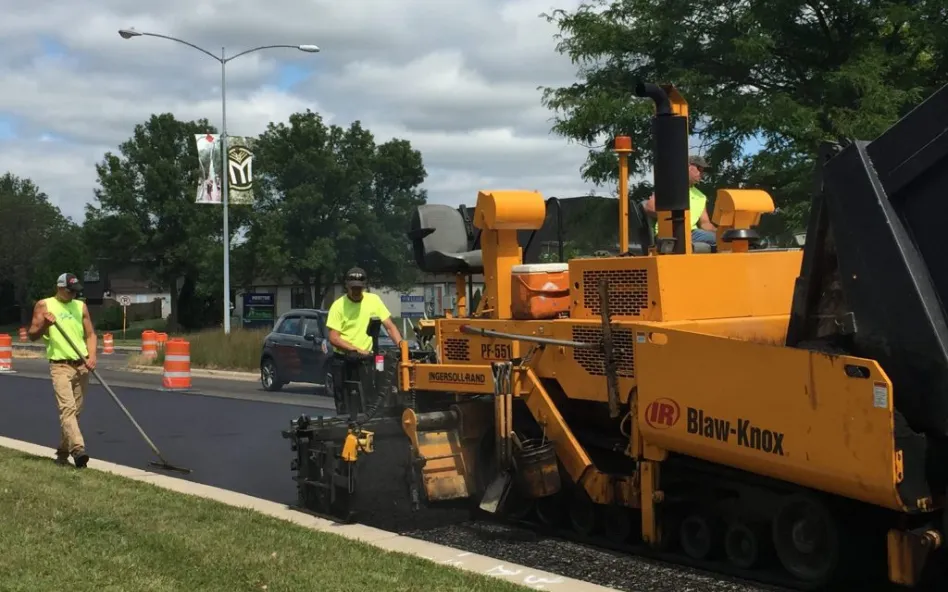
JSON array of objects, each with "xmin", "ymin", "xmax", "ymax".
[
  {"xmin": 154, "ymin": 327, "xmax": 268, "ymax": 371},
  {"xmin": 94, "ymin": 307, "xmax": 124, "ymax": 331},
  {"xmin": 97, "ymin": 317, "xmax": 167, "ymax": 340}
]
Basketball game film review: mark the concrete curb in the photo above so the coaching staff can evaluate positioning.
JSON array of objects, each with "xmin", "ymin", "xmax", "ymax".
[
  {"xmin": 13, "ymin": 341, "xmax": 138, "ymax": 353},
  {"xmin": 9, "ymin": 346, "xmax": 260, "ymax": 383},
  {"xmin": 0, "ymin": 435, "xmax": 617, "ymax": 592},
  {"xmin": 126, "ymin": 364, "xmax": 259, "ymax": 382}
]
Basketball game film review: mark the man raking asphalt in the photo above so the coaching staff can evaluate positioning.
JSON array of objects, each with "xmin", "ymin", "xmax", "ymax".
[
  {"xmin": 28, "ymin": 272, "xmax": 190, "ymax": 475},
  {"xmin": 53, "ymin": 317, "xmax": 191, "ymax": 474}
]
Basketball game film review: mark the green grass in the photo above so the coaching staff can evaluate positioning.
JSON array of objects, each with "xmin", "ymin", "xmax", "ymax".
[
  {"xmin": 104, "ymin": 318, "xmax": 170, "ymax": 346},
  {"xmin": 153, "ymin": 327, "xmax": 270, "ymax": 372},
  {"xmin": 0, "ymin": 446, "xmax": 529, "ymax": 592}
]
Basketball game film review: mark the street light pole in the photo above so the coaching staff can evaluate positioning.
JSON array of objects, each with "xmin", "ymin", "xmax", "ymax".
[
  {"xmin": 118, "ymin": 28, "xmax": 320, "ymax": 334},
  {"xmin": 220, "ymin": 46, "xmax": 230, "ymax": 336}
]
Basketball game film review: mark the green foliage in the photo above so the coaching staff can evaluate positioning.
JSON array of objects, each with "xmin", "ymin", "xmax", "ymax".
[
  {"xmin": 94, "ymin": 306, "xmax": 124, "ymax": 331},
  {"xmin": 152, "ymin": 327, "xmax": 269, "ymax": 371},
  {"xmin": 541, "ymin": 0, "xmax": 948, "ymax": 233},
  {"xmin": 243, "ymin": 111, "xmax": 427, "ymax": 303},
  {"xmin": 0, "ymin": 172, "xmax": 88, "ymax": 322},
  {"xmin": 109, "ymin": 318, "xmax": 168, "ymax": 342},
  {"xmin": 85, "ymin": 114, "xmax": 250, "ymax": 330}
]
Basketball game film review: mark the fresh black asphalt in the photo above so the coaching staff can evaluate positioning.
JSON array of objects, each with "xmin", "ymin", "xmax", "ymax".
[{"xmin": 0, "ymin": 371, "xmax": 330, "ymax": 505}]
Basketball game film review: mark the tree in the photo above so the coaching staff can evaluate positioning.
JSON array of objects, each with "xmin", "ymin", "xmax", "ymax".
[
  {"xmin": 0, "ymin": 173, "xmax": 87, "ymax": 324},
  {"xmin": 85, "ymin": 113, "xmax": 251, "ymax": 331},
  {"xmin": 247, "ymin": 110, "xmax": 427, "ymax": 306},
  {"xmin": 540, "ymin": 0, "xmax": 948, "ymax": 233}
]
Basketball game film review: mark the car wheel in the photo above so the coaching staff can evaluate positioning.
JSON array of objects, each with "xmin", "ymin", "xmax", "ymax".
[{"xmin": 261, "ymin": 357, "xmax": 283, "ymax": 392}]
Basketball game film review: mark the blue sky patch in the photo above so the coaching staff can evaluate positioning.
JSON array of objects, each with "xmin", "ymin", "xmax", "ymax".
[
  {"xmin": 40, "ymin": 36, "xmax": 68, "ymax": 59},
  {"xmin": 275, "ymin": 63, "xmax": 311, "ymax": 90},
  {"xmin": 0, "ymin": 115, "xmax": 18, "ymax": 140}
]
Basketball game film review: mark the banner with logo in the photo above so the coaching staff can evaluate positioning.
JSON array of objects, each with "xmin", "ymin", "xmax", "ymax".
[{"xmin": 193, "ymin": 133, "xmax": 255, "ymax": 205}]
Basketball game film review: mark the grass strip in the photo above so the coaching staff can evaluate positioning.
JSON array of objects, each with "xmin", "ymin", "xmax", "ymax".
[{"xmin": 0, "ymin": 446, "xmax": 528, "ymax": 592}]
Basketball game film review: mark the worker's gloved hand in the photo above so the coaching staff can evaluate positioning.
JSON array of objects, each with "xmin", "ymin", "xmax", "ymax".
[{"xmin": 345, "ymin": 350, "xmax": 371, "ymax": 362}]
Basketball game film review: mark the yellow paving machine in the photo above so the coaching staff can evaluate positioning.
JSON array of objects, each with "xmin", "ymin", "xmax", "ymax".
[{"xmin": 283, "ymin": 81, "xmax": 948, "ymax": 590}]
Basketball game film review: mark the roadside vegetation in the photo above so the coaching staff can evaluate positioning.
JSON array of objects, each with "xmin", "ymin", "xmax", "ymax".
[
  {"xmin": 9, "ymin": 314, "xmax": 412, "ymax": 373},
  {"xmin": 152, "ymin": 327, "xmax": 270, "ymax": 372},
  {"xmin": 0, "ymin": 446, "xmax": 528, "ymax": 592},
  {"xmin": 95, "ymin": 316, "xmax": 169, "ymax": 346}
]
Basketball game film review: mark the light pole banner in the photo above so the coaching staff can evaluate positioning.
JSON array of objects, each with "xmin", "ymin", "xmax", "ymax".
[
  {"xmin": 225, "ymin": 136, "xmax": 255, "ymax": 205},
  {"xmin": 193, "ymin": 134, "xmax": 255, "ymax": 205},
  {"xmin": 195, "ymin": 133, "xmax": 222, "ymax": 204}
]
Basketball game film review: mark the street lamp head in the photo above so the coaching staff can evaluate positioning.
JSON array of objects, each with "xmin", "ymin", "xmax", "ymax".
[
  {"xmin": 298, "ymin": 44, "xmax": 320, "ymax": 53},
  {"xmin": 118, "ymin": 29, "xmax": 143, "ymax": 39}
]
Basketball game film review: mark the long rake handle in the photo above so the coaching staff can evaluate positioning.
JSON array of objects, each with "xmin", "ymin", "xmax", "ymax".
[{"xmin": 50, "ymin": 320, "xmax": 169, "ymax": 464}]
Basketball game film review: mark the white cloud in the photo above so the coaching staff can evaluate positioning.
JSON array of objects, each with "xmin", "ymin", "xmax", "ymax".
[{"xmin": 0, "ymin": 0, "xmax": 607, "ymax": 223}]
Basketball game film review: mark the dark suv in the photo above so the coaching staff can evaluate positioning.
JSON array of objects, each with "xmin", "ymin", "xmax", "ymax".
[{"xmin": 260, "ymin": 309, "xmax": 334, "ymax": 393}]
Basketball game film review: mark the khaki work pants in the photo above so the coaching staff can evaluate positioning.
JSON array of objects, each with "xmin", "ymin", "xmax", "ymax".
[{"xmin": 50, "ymin": 362, "xmax": 90, "ymax": 456}]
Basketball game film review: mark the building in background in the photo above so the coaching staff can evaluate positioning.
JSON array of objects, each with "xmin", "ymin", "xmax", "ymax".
[
  {"xmin": 82, "ymin": 263, "xmax": 171, "ymax": 318},
  {"xmin": 233, "ymin": 271, "xmax": 485, "ymax": 328}
]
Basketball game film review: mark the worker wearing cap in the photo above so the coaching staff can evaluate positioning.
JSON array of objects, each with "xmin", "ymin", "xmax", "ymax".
[
  {"xmin": 643, "ymin": 155, "xmax": 718, "ymax": 247},
  {"xmin": 325, "ymin": 267, "xmax": 405, "ymax": 413},
  {"xmin": 326, "ymin": 267, "xmax": 405, "ymax": 354},
  {"xmin": 26, "ymin": 273, "xmax": 97, "ymax": 468}
]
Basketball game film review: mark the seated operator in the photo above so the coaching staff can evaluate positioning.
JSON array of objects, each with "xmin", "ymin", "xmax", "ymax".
[
  {"xmin": 325, "ymin": 267, "xmax": 405, "ymax": 412},
  {"xmin": 642, "ymin": 155, "xmax": 718, "ymax": 247}
]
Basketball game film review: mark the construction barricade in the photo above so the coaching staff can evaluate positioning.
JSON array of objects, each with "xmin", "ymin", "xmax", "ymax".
[
  {"xmin": 0, "ymin": 334, "xmax": 14, "ymax": 373},
  {"xmin": 103, "ymin": 333, "xmax": 114, "ymax": 355},
  {"xmin": 18, "ymin": 327, "xmax": 27, "ymax": 342},
  {"xmin": 161, "ymin": 339, "xmax": 192, "ymax": 390},
  {"xmin": 141, "ymin": 330, "xmax": 158, "ymax": 361},
  {"xmin": 156, "ymin": 332, "xmax": 168, "ymax": 351}
]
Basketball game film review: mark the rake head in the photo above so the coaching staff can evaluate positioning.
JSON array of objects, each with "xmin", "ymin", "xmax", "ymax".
[{"xmin": 149, "ymin": 460, "xmax": 193, "ymax": 475}]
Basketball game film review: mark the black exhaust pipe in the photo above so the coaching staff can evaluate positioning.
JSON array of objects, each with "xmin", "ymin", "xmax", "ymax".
[
  {"xmin": 635, "ymin": 81, "xmax": 690, "ymax": 254},
  {"xmin": 635, "ymin": 82, "xmax": 672, "ymax": 116}
]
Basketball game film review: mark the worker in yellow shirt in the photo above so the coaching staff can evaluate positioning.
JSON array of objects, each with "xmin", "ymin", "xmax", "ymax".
[
  {"xmin": 642, "ymin": 155, "xmax": 718, "ymax": 247},
  {"xmin": 27, "ymin": 273, "xmax": 97, "ymax": 468},
  {"xmin": 325, "ymin": 267, "xmax": 404, "ymax": 413}
]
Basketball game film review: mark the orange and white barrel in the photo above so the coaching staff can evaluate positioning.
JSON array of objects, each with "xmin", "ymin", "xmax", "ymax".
[
  {"xmin": 0, "ymin": 334, "xmax": 13, "ymax": 373},
  {"xmin": 141, "ymin": 330, "xmax": 158, "ymax": 360},
  {"xmin": 18, "ymin": 327, "xmax": 27, "ymax": 342},
  {"xmin": 103, "ymin": 333, "xmax": 114, "ymax": 355},
  {"xmin": 161, "ymin": 339, "xmax": 191, "ymax": 390},
  {"xmin": 156, "ymin": 332, "xmax": 168, "ymax": 350}
]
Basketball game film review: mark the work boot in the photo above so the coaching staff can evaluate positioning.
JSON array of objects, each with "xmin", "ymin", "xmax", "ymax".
[
  {"xmin": 54, "ymin": 452, "xmax": 70, "ymax": 466},
  {"xmin": 72, "ymin": 449, "xmax": 89, "ymax": 469}
]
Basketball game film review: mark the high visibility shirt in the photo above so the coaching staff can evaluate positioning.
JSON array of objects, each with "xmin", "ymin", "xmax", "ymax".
[
  {"xmin": 43, "ymin": 297, "xmax": 88, "ymax": 360},
  {"xmin": 653, "ymin": 186, "xmax": 708, "ymax": 234},
  {"xmin": 326, "ymin": 292, "xmax": 391, "ymax": 353}
]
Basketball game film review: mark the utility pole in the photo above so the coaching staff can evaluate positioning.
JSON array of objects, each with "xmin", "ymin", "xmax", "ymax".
[{"xmin": 118, "ymin": 28, "xmax": 320, "ymax": 333}]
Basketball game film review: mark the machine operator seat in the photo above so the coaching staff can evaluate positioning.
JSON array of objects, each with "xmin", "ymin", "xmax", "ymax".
[
  {"xmin": 408, "ymin": 204, "xmax": 484, "ymax": 274},
  {"xmin": 632, "ymin": 198, "xmax": 714, "ymax": 254}
]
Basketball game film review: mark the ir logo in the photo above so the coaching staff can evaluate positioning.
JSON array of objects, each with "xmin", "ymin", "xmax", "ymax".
[{"xmin": 644, "ymin": 398, "xmax": 680, "ymax": 429}]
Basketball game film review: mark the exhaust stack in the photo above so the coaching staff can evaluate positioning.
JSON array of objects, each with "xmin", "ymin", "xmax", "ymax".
[{"xmin": 635, "ymin": 82, "xmax": 691, "ymax": 254}]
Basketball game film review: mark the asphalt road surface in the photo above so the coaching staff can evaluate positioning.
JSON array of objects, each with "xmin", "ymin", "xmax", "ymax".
[{"xmin": 0, "ymin": 359, "xmax": 332, "ymax": 504}]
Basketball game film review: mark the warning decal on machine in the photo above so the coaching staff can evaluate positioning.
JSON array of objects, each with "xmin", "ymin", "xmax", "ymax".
[
  {"xmin": 686, "ymin": 408, "xmax": 785, "ymax": 456},
  {"xmin": 873, "ymin": 382, "xmax": 888, "ymax": 409}
]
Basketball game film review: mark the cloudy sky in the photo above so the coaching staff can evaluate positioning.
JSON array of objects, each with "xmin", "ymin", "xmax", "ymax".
[{"xmin": 0, "ymin": 0, "xmax": 611, "ymax": 223}]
